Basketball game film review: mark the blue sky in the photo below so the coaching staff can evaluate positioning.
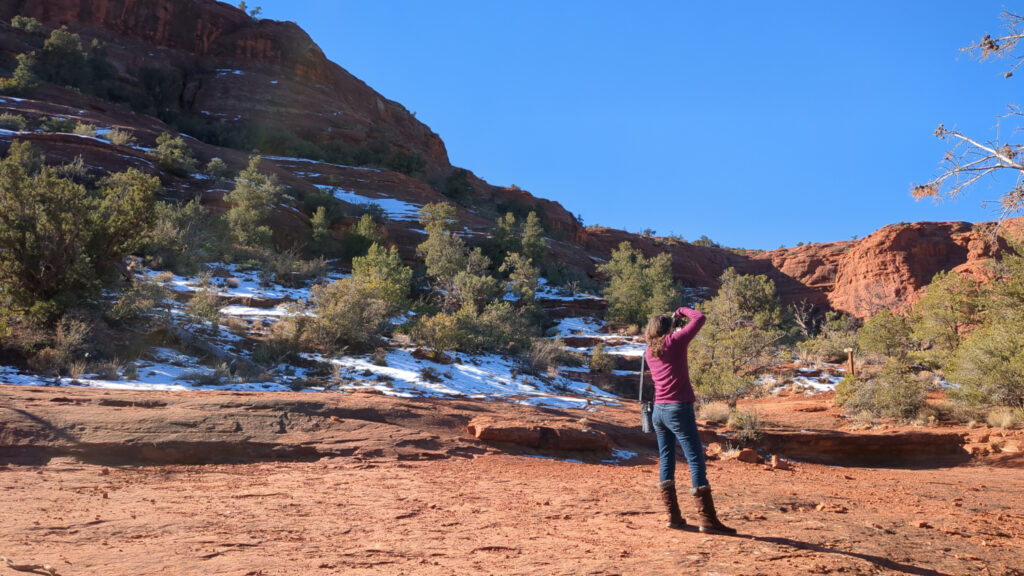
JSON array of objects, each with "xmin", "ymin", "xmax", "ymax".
[{"xmin": 256, "ymin": 1, "xmax": 1020, "ymax": 249}]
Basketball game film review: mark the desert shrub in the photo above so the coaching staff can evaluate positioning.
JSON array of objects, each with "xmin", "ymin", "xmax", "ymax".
[
  {"xmin": 53, "ymin": 156, "xmax": 90, "ymax": 184},
  {"xmin": 419, "ymin": 365, "xmax": 443, "ymax": 383},
  {"xmin": 11, "ymin": 15, "xmax": 46, "ymax": 36},
  {"xmin": 203, "ymin": 157, "xmax": 230, "ymax": 181},
  {"xmin": 92, "ymin": 359, "xmax": 121, "ymax": 380},
  {"xmin": 107, "ymin": 279, "xmax": 171, "ymax": 322},
  {"xmin": 5, "ymin": 137, "xmax": 42, "ymax": 173},
  {"xmin": 697, "ymin": 401, "xmax": 732, "ymax": 423},
  {"xmin": 834, "ymin": 361, "xmax": 925, "ymax": 419},
  {"xmin": 307, "ymin": 246, "xmax": 410, "ymax": 351},
  {"xmin": 308, "ymin": 278, "xmax": 387, "ymax": 351},
  {"xmin": 692, "ymin": 235, "xmax": 721, "ymax": 248},
  {"xmin": 302, "ymin": 187, "xmax": 343, "ymax": 218},
  {"xmin": 385, "ymin": 148, "xmax": 426, "ymax": 175},
  {"xmin": 67, "ymin": 360, "xmax": 87, "ymax": 379},
  {"xmin": 106, "ymin": 128, "xmax": 137, "ymax": 147},
  {"xmin": 260, "ymin": 251, "xmax": 327, "ymax": 287},
  {"xmin": 947, "ymin": 317, "xmax": 1024, "ymax": 409},
  {"xmin": 727, "ymin": 410, "xmax": 763, "ymax": 444},
  {"xmin": 944, "ymin": 251, "xmax": 1024, "ymax": 408},
  {"xmin": 433, "ymin": 168, "xmax": 473, "ymax": 204},
  {"xmin": 0, "ymin": 142, "xmax": 158, "ymax": 319},
  {"xmin": 0, "ymin": 113, "xmax": 27, "ymax": 131},
  {"xmin": 0, "ymin": 52, "xmax": 37, "ymax": 95},
  {"xmin": 122, "ymin": 362, "xmax": 139, "ymax": 380},
  {"xmin": 500, "ymin": 252, "xmax": 539, "ymax": 303},
  {"xmin": 444, "ymin": 301, "xmax": 534, "ymax": 354},
  {"xmin": 690, "ymin": 268, "xmax": 785, "ymax": 402},
  {"xmin": 985, "ymin": 406, "xmax": 1019, "ymax": 429},
  {"xmin": 356, "ymin": 209, "xmax": 386, "ymax": 233},
  {"xmin": 476, "ymin": 301, "xmax": 537, "ymax": 353},
  {"xmin": 554, "ymin": 345, "xmax": 587, "ymax": 368},
  {"xmin": 183, "ymin": 364, "xmax": 229, "ymax": 386},
  {"xmin": 371, "ymin": 347, "xmax": 389, "ymax": 366},
  {"xmin": 55, "ymin": 316, "xmax": 90, "ymax": 359},
  {"xmin": 27, "ymin": 347, "xmax": 63, "ymax": 374},
  {"xmin": 598, "ymin": 241, "xmax": 678, "ymax": 327},
  {"xmin": 153, "ymin": 132, "xmax": 198, "ymax": 177},
  {"xmin": 589, "ymin": 343, "xmax": 616, "ymax": 374},
  {"xmin": 146, "ymin": 198, "xmax": 226, "ymax": 274},
  {"xmin": 857, "ymin": 309, "xmax": 913, "ymax": 360},
  {"xmin": 350, "ymin": 243, "xmax": 412, "ymax": 316},
  {"xmin": 225, "ymin": 155, "xmax": 281, "ymax": 247},
  {"xmin": 796, "ymin": 312, "xmax": 859, "ymax": 364},
  {"xmin": 411, "ymin": 301, "xmax": 535, "ymax": 354},
  {"xmin": 932, "ymin": 399, "xmax": 983, "ymax": 424},
  {"xmin": 41, "ymin": 116, "xmax": 76, "ymax": 133},
  {"xmin": 417, "ymin": 202, "xmax": 500, "ymax": 312},
  {"xmin": 252, "ymin": 313, "xmax": 310, "ymax": 366},
  {"xmin": 910, "ymin": 270, "xmax": 983, "ymax": 366},
  {"xmin": 38, "ymin": 26, "xmax": 87, "ymax": 87},
  {"xmin": 913, "ymin": 405, "xmax": 940, "ymax": 427},
  {"xmin": 187, "ymin": 279, "xmax": 221, "ymax": 331},
  {"xmin": 520, "ymin": 338, "xmax": 561, "ymax": 376},
  {"xmin": 73, "ymin": 123, "xmax": 97, "ymax": 137},
  {"xmin": 452, "ymin": 259, "xmax": 502, "ymax": 311},
  {"xmin": 337, "ymin": 212, "xmax": 385, "ymax": 259},
  {"xmin": 411, "ymin": 312, "xmax": 462, "ymax": 351},
  {"xmin": 26, "ymin": 315, "xmax": 91, "ymax": 374}
]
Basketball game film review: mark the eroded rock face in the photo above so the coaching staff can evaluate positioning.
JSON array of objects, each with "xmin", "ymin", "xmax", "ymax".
[
  {"xmin": 2, "ymin": 0, "xmax": 451, "ymax": 174},
  {"xmin": 752, "ymin": 242, "xmax": 850, "ymax": 309},
  {"xmin": 827, "ymin": 222, "xmax": 1004, "ymax": 318},
  {"xmin": 743, "ymin": 222, "xmax": 1013, "ymax": 319}
]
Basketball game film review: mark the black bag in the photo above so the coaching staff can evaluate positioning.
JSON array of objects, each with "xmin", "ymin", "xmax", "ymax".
[{"xmin": 640, "ymin": 349, "xmax": 653, "ymax": 433}]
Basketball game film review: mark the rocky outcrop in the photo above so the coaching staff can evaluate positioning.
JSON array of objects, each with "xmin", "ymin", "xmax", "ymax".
[
  {"xmin": 756, "ymin": 428, "xmax": 969, "ymax": 467},
  {"xmin": 752, "ymin": 241, "xmax": 851, "ymax": 310},
  {"xmin": 1, "ymin": 0, "xmax": 451, "ymax": 174},
  {"xmin": 466, "ymin": 417, "xmax": 610, "ymax": 451},
  {"xmin": 827, "ymin": 222, "xmax": 1004, "ymax": 318}
]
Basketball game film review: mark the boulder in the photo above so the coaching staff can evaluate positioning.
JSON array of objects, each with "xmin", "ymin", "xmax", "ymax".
[
  {"xmin": 734, "ymin": 448, "xmax": 762, "ymax": 464},
  {"xmin": 466, "ymin": 417, "xmax": 610, "ymax": 451},
  {"xmin": 466, "ymin": 419, "xmax": 542, "ymax": 448}
]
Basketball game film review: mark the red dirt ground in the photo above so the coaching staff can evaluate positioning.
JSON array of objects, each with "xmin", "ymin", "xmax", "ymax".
[{"xmin": 2, "ymin": 385, "xmax": 1023, "ymax": 576}]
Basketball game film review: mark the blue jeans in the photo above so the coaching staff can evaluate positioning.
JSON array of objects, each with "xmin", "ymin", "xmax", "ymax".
[{"xmin": 653, "ymin": 402, "xmax": 708, "ymax": 488}]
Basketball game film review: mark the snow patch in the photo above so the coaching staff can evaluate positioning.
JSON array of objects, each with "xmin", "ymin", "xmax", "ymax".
[
  {"xmin": 314, "ymin": 348, "xmax": 618, "ymax": 409},
  {"xmin": 317, "ymin": 184, "xmax": 422, "ymax": 221}
]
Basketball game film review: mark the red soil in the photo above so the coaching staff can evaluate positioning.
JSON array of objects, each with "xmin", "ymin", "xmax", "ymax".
[{"xmin": 1, "ymin": 386, "xmax": 1023, "ymax": 576}]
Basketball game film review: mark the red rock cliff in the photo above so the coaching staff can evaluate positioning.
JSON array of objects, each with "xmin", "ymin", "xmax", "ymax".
[{"xmin": 0, "ymin": 0, "xmax": 452, "ymax": 174}]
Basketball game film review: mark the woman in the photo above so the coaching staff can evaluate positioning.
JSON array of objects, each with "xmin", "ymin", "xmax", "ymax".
[{"xmin": 644, "ymin": 307, "xmax": 735, "ymax": 534}]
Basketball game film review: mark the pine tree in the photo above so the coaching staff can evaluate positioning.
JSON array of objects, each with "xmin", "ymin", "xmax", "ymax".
[
  {"xmin": 226, "ymin": 156, "xmax": 282, "ymax": 247},
  {"xmin": 521, "ymin": 211, "xmax": 545, "ymax": 263},
  {"xmin": 598, "ymin": 242, "xmax": 678, "ymax": 326}
]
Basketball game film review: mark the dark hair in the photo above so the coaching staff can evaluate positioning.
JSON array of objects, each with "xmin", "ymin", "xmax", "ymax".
[{"xmin": 645, "ymin": 314, "xmax": 674, "ymax": 358}]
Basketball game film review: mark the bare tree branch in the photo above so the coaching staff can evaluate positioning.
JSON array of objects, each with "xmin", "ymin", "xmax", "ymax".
[{"xmin": 914, "ymin": 11, "xmax": 1024, "ymax": 222}]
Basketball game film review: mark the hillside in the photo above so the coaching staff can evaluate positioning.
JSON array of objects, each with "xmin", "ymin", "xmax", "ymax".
[{"xmin": 0, "ymin": 0, "xmax": 1014, "ymax": 320}]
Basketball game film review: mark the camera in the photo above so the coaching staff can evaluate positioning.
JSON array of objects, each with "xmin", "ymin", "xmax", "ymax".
[{"xmin": 671, "ymin": 313, "xmax": 686, "ymax": 328}]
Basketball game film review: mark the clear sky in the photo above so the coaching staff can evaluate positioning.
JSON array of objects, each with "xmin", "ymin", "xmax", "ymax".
[{"xmin": 256, "ymin": 1, "xmax": 1019, "ymax": 249}]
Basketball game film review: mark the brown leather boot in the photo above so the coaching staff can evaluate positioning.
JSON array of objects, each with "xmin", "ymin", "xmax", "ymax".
[
  {"xmin": 690, "ymin": 485, "xmax": 736, "ymax": 535},
  {"xmin": 658, "ymin": 480, "xmax": 686, "ymax": 529}
]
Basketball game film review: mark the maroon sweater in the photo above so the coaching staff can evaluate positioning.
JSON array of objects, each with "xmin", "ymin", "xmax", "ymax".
[{"xmin": 645, "ymin": 307, "xmax": 705, "ymax": 404}]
